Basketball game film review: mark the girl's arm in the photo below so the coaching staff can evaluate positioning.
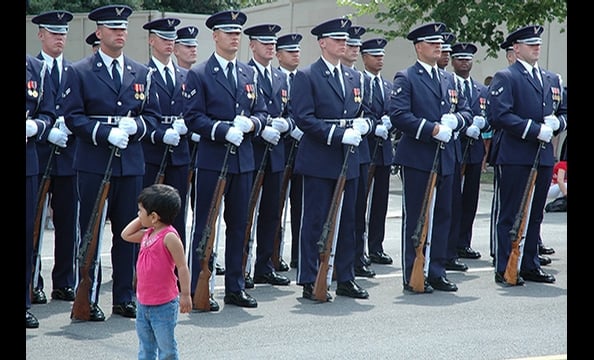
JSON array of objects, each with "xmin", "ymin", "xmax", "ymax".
[
  {"xmin": 557, "ymin": 168, "xmax": 567, "ymax": 196},
  {"xmin": 121, "ymin": 217, "xmax": 146, "ymax": 244},
  {"xmin": 164, "ymin": 232, "xmax": 193, "ymax": 313}
]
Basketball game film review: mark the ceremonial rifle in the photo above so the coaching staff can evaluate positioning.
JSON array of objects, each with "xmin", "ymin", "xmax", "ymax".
[
  {"xmin": 271, "ymin": 138, "xmax": 298, "ymax": 270},
  {"xmin": 193, "ymin": 144, "xmax": 232, "ymax": 311},
  {"xmin": 155, "ymin": 144, "xmax": 172, "ymax": 184},
  {"xmin": 409, "ymin": 142, "xmax": 442, "ymax": 292},
  {"xmin": 313, "ymin": 145, "xmax": 353, "ymax": 301},
  {"xmin": 71, "ymin": 146, "xmax": 118, "ymax": 320},
  {"xmin": 504, "ymin": 142, "xmax": 543, "ymax": 285}
]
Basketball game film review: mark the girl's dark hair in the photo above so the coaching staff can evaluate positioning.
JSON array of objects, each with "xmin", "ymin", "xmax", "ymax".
[{"xmin": 137, "ymin": 184, "xmax": 181, "ymax": 225}]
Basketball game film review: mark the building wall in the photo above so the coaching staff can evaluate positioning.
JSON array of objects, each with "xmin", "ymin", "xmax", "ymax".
[{"xmin": 26, "ymin": 0, "xmax": 567, "ymax": 86}]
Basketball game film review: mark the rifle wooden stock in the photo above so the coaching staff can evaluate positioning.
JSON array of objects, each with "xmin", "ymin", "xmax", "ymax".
[
  {"xmin": 155, "ymin": 145, "xmax": 172, "ymax": 184},
  {"xmin": 241, "ymin": 143, "xmax": 271, "ymax": 275},
  {"xmin": 71, "ymin": 147, "xmax": 117, "ymax": 321},
  {"xmin": 193, "ymin": 144, "xmax": 232, "ymax": 311},
  {"xmin": 409, "ymin": 143, "xmax": 442, "ymax": 292},
  {"xmin": 313, "ymin": 145, "xmax": 352, "ymax": 301},
  {"xmin": 272, "ymin": 139, "xmax": 298, "ymax": 269},
  {"xmin": 504, "ymin": 143, "xmax": 543, "ymax": 285}
]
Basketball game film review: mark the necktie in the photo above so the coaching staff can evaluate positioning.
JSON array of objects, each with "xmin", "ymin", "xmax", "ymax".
[
  {"xmin": 262, "ymin": 68, "xmax": 272, "ymax": 95},
  {"xmin": 464, "ymin": 79, "xmax": 472, "ymax": 103},
  {"xmin": 532, "ymin": 67, "xmax": 542, "ymax": 88},
  {"xmin": 111, "ymin": 60, "xmax": 121, "ymax": 91},
  {"xmin": 227, "ymin": 62, "xmax": 236, "ymax": 93},
  {"xmin": 51, "ymin": 58, "xmax": 60, "ymax": 90},
  {"xmin": 431, "ymin": 67, "xmax": 440, "ymax": 91},
  {"xmin": 165, "ymin": 67, "xmax": 175, "ymax": 95},
  {"xmin": 373, "ymin": 76, "xmax": 383, "ymax": 105},
  {"xmin": 333, "ymin": 67, "xmax": 343, "ymax": 97}
]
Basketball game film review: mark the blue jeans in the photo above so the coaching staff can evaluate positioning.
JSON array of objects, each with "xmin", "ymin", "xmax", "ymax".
[{"xmin": 136, "ymin": 297, "xmax": 179, "ymax": 360}]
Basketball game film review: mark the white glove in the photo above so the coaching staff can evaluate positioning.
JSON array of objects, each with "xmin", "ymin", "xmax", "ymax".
[
  {"xmin": 433, "ymin": 124, "xmax": 452, "ymax": 143},
  {"xmin": 537, "ymin": 124, "xmax": 553, "ymax": 143},
  {"xmin": 55, "ymin": 116, "xmax": 72, "ymax": 135},
  {"xmin": 107, "ymin": 127, "xmax": 129, "ymax": 149},
  {"xmin": 440, "ymin": 113, "xmax": 458, "ymax": 130},
  {"xmin": 233, "ymin": 115, "xmax": 253, "ymax": 133},
  {"xmin": 374, "ymin": 124, "xmax": 389, "ymax": 140},
  {"xmin": 352, "ymin": 117, "xmax": 370, "ymax": 135},
  {"xmin": 118, "ymin": 116, "xmax": 137, "ymax": 135},
  {"xmin": 271, "ymin": 117, "xmax": 289, "ymax": 132},
  {"xmin": 163, "ymin": 128, "xmax": 180, "ymax": 146},
  {"xmin": 261, "ymin": 126, "xmax": 281, "ymax": 145},
  {"xmin": 290, "ymin": 126, "xmax": 303, "ymax": 141},
  {"xmin": 472, "ymin": 115, "xmax": 486, "ymax": 129},
  {"xmin": 381, "ymin": 115, "xmax": 392, "ymax": 130},
  {"xmin": 225, "ymin": 127, "xmax": 244, "ymax": 147},
  {"xmin": 465, "ymin": 125, "xmax": 480, "ymax": 140},
  {"xmin": 342, "ymin": 128, "xmax": 362, "ymax": 146},
  {"xmin": 172, "ymin": 119, "xmax": 188, "ymax": 135},
  {"xmin": 26, "ymin": 119, "xmax": 38, "ymax": 138},
  {"xmin": 48, "ymin": 127, "xmax": 68, "ymax": 148},
  {"xmin": 190, "ymin": 132, "xmax": 201, "ymax": 142},
  {"xmin": 543, "ymin": 115, "xmax": 560, "ymax": 131}
]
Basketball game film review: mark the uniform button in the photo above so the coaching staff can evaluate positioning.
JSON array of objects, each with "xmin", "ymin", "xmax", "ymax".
[{"xmin": 117, "ymin": 101, "xmax": 122, "ymax": 106}]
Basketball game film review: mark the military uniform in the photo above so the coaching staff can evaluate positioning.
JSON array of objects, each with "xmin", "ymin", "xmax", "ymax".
[
  {"xmin": 487, "ymin": 25, "xmax": 567, "ymax": 285},
  {"xmin": 26, "ymin": 54, "xmax": 56, "ymax": 328},
  {"xmin": 184, "ymin": 10, "xmax": 268, "ymax": 309},
  {"xmin": 390, "ymin": 22, "xmax": 472, "ymax": 293},
  {"xmin": 62, "ymin": 5, "xmax": 161, "ymax": 320},
  {"xmin": 31, "ymin": 10, "xmax": 78, "ymax": 304},
  {"xmin": 292, "ymin": 17, "xmax": 369, "ymax": 300}
]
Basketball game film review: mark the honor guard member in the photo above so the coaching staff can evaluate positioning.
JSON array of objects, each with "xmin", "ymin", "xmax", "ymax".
[
  {"xmin": 184, "ymin": 10, "xmax": 268, "ymax": 310},
  {"xmin": 292, "ymin": 17, "xmax": 371, "ymax": 301},
  {"xmin": 86, "ymin": 32, "xmax": 100, "ymax": 52},
  {"xmin": 487, "ymin": 25, "xmax": 567, "ymax": 285},
  {"xmin": 26, "ymin": 54, "xmax": 56, "ymax": 328},
  {"xmin": 141, "ymin": 17, "xmax": 193, "ymax": 250},
  {"xmin": 30, "ymin": 10, "xmax": 78, "ymax": 305},
  {"xmin": 275, "ymin": 33, "xmax": 304, "ymax": 270},
  {"xmin": 437, "ymin": 32, "xmax": 456, "ymax": 70},
  {"xmin": 174, "ymin": 24, "xmax": 227, "ymax": 276},
  {"xmin": 242, "ymin": 23, "xmax": 293, "ymax": 287},
  {"xmin": 62, "ymin": 4, "xmax": 161, "ymax": 320},
  {"xmin": 390, "ymin": 22, "xmax": 472, "ymax": 293},
  {"xmin": 449, "ymin": 42, "xmax": 487, "ymax": 262},
  {"xmin": 360, "ymin": 38, "xmax": 395, "ymax": 267},
  {"xmin": 341, "ymin": 25, "xmax": 376, "ymax": 278}
]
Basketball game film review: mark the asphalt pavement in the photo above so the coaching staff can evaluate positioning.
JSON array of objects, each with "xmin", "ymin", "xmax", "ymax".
[{"xmin": 25, "ymin": 171, "xmax": 568, "ymax": 360}]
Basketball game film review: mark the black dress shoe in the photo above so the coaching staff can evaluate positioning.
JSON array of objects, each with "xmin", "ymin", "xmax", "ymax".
[
  {"xmin": 354, "ymin": 265, "xmax": 376, "ymax": 278},
  {"xmin": 113, "ymin": 301, "xmax": 136, "ymax": 318},
  {"xmin": 253, "ymin": 271, "xmax": 290, "ymax": 286},
  {"xmin": 209, "ymin": 297, "xmax": 220, "ymax": 312},
  {"xmin": 539, "ymin": 254, "xmax": 552, "ymax": 266},
  {"xmin": 362, "ymin": 253, "xmax": 371, "ymax": 266},
  {"xmin": 428, "ymin": 276, "xmax": 458, "ymax": 292},
  {"xmin": 276, "ymin": 259, "xmax": 290, "ymax": 272},
  {"xmin": 302, "ymin": 282, "xmax": 332, "ymax": 302},
  {"xmin": 224, "ymin": 290, "xmax": 258, "ymax": 308},
  {"xmin": 26, "ymin": 310, "xmax": 39, "ymax": 329},
  {"xmin": 457, "ymin": 246, "xmax": 482, "ymax": 259},
  {"xmin": 520, "ymin": 268, "xmax": 556, "ymax": 283},
  {"xmin": 290, "ymin": 260, "xmax": 298, "ymax": 269},
  {"xmin": 244, "ymin": 274, "xmax": 254, "ymax": 289},
  {"xmin": 215, "ymin": 262, "xmax": 225, "ymax": 275},
  {"xmin": 445, "ymin": 258, "xmax": 469, "ymax": 272},
  {"xmin": 90, "ymin": 303, "xmax": 106, "ymax": 322},
  {"xmin": 369, "ymin": 251, "xmax": 393, "ymax": 265},
  {"xmin": 32, "ymin": 289, "xmax": 47, "ymax": 304},
  {"xmin": 403, "ymin": 281, "xmax": 434, "ymax": 294},
  {"xmin": 336, "ymin": 280, "xmax": 369, "ymax": 299},
  {"xmin": 495, "ymin": 272, "xmax": 525, "ymax": 286},
  {"xmin": 51, "ymin": 287, "xmax": 75, "ymax": 301},
  {"xmin": 538, "ymin": 244, "xmax": 555, "ymax": 255}
]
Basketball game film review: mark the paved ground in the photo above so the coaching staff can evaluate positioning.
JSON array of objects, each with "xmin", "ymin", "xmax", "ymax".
[{"xmin": 25, "ymin": 172, "xmax": 567, "ymax": 359}]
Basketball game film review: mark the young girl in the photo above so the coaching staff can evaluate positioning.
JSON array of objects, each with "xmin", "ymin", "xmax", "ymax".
[{"xmin": 121, "ymin": 184, "xmax": 192, "ymax": 360}]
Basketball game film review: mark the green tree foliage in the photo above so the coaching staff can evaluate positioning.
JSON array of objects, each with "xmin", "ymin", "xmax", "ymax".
[{"xmin": 337, "ymin": 0, "xmax": 567, "ymax": 59}]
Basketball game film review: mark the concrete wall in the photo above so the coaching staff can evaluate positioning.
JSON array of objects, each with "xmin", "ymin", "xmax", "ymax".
[{"xmin": 26, "ymin": 0, "xmax": 567, "ymax": 86}]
